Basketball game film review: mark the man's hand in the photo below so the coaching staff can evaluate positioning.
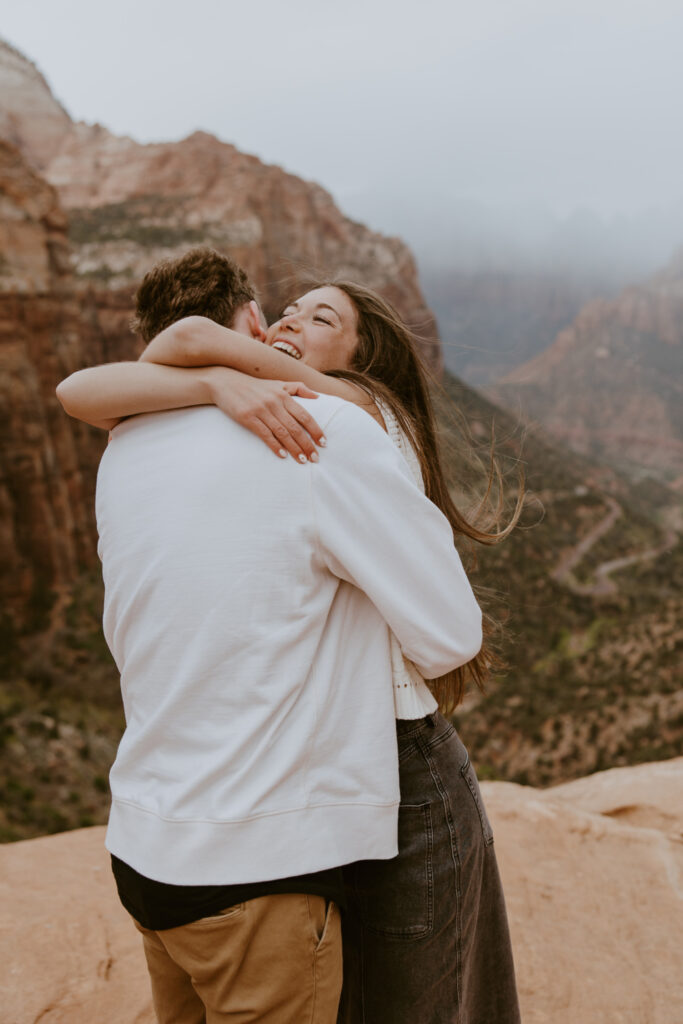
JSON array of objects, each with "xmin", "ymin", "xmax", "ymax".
[{"xmin": 207, "ymin": 368, "xmax": 326, "ymax": 462}]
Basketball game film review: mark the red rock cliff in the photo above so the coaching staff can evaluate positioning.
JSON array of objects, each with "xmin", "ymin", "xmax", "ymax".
[
  {"xmin": 491, "ymin": 256, "xmax": 683, "ymax": 486},
  {"xmin": 0, "ymin": 39, "xmax": 72, "ymax": 170},
  {"xmin": 45, "ymin": 125, "xmax": 440, "ymax": 366},
  {"xmin": 0, "ymin": 139, "xmax": 104, "ymax": 625}
]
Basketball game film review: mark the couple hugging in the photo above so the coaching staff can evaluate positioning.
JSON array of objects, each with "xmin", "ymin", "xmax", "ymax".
[{"xmin": 57, "ymin": 247, "xmax": 520, "ymax": 1024}]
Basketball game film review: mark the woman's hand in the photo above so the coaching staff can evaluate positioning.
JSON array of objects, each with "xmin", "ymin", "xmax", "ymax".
[{"xmin": 207, "ymin": 368, "xmax": 326, "ymax": 462}]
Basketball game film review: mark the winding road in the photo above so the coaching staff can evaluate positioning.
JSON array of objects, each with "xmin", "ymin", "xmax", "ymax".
[{"xmin": 550, "ymin": 495, "xmax": 677, "ymax": 598}]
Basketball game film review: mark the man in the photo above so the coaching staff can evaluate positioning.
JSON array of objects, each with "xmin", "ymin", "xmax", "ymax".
[{"xmin": 61, "ymin": 248, "xmax": 482, "ymax": 1022}]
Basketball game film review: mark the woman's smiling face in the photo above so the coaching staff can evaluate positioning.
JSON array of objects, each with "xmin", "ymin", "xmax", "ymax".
[{"xmin": 265, "ymin": 286, "xmax": 359, "ymax": 372}]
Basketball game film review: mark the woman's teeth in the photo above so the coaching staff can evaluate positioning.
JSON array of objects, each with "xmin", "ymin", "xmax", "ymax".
[{"xmin": 273, "ymin": 341, "xmax": 302, "ymax": 360}]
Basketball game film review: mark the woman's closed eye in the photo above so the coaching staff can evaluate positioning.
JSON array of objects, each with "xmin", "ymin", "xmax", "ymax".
[{"xmin": 314, "ymin": 315, "xmax": 332, "ymax": 325}]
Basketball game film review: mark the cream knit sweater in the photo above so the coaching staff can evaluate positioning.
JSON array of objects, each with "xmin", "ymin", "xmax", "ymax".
[{"xmin": 376, "ymin": 399, "xmax": 439, "ymax": 719}]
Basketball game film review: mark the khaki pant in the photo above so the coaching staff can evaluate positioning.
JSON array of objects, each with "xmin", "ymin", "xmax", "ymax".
[{"xmin": 134, "ymin": 893, "xmax": 342, "ymax": 1024}]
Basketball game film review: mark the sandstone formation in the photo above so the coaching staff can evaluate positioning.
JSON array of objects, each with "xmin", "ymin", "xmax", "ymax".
[
  {"xmin": 45, "ymin": 126, "xmax": 439, "ymax": 366},
  {"xmin": 0, "ymin": 39, "xmax": 72, "ymax": 170},
  {"xmin": 491, "ymin": 256, "xmax": 683, "ymax": 486},
  {"xmin": 504, "ymin": 758, "xmax": 683, "ymax": 1023},
  {"xmin": 0, "ymin": 139, "xmax": 104, "ymax": 626},
  {"xmin": 0, "ymin": 826, "xmax": 154, "ymax": 1024},
  {"xmin": 1, "ymin": 758, "xmax": 681, "ymax": 1023},
  {"xmin": 546, "ymin": 755, "xmax": 683, "ymax": 834}
]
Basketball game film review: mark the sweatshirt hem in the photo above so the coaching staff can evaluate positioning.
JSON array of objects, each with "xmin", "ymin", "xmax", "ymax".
[{"xmin": 106, "ymin": 797, "xmax": 400, "ymax": 886}]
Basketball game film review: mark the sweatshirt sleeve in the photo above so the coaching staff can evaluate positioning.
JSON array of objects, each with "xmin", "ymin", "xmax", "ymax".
[{"xmin": 310, "ymin": 402, "xmax": 483, "ymax": 679}]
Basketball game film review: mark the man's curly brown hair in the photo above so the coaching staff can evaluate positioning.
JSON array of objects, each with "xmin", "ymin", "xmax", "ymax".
[{"xmin": 132, "ymin": 247, "xmax": 257, "ymax": 343}]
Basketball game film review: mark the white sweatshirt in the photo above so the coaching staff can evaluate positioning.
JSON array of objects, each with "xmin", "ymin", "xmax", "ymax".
[{"xmin": 96, "ymin": 396, "xmax": 482, "ymax": 885}]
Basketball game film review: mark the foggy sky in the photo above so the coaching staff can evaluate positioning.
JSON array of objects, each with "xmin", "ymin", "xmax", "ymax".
[{"xmin": 4, "ymin": 0, "xmax": 683, "ymax": 276}]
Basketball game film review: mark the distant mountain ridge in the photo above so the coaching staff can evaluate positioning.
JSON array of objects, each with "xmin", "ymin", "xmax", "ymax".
[
  {"xmin": 489, "ymin": 254, "xmax": 683, "ymax": 487},
  {"xmin": 423, "ymin": 268, "xmax": 610, "ymax": 385}
]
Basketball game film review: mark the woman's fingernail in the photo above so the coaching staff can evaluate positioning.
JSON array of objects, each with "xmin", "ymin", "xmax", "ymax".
[
  {"xmin": 309, "ymin": 452, "xmax": 319, "ymax": 463},
  {"xmin": 278, "ymin": 449, "xmax": 287, "ymax": 458},
  {"xmin": 319, "ymin": 436, "xmax": 327, "ymax": 447},
  {"xmin": 297, "ymin": 454, "xmax": 307, "ymax": 464}
]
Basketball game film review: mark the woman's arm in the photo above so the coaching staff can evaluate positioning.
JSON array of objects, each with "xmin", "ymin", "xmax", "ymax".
[
  {"xmin": 56, "ymin": 362, "xmax": 213, "ymax": 431},
  {"xmin": 141, "ymin": 316, "xmax": 381, "ymax": 421},
  {"xmin": 56, "ymin": 363, "xmax": 326, "ymax": 461}
]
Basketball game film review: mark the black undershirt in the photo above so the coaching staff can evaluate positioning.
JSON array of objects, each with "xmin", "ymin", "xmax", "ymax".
[{"xmin": 111, "ymin": 854, "xmax": 346, "ymax": 931}]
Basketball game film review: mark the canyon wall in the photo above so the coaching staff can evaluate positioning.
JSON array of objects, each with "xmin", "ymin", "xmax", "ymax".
[{"xmin": 0, "ymin": 139, "xmax": 102, "ymax": 625}]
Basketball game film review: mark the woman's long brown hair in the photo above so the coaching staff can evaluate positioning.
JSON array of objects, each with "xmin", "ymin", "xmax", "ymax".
[{"xmin": 307, "ymin": 279, "xmax": 523, "ymax": 713}]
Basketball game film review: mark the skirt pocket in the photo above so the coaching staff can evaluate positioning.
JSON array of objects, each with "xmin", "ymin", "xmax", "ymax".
[{"xmin": 352, "ymin": 802, "xmax": 434, "ymax": 940}]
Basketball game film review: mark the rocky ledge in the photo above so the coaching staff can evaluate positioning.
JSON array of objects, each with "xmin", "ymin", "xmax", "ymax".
[{"xmin": 1, "ymin": 757, "xmax": 681, "ymax": 1023}]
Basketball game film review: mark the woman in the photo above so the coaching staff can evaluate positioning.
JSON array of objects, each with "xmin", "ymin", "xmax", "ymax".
[{"xmin": 58, "ymin": 281, "xmax": 521, "ymax": 1023}]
